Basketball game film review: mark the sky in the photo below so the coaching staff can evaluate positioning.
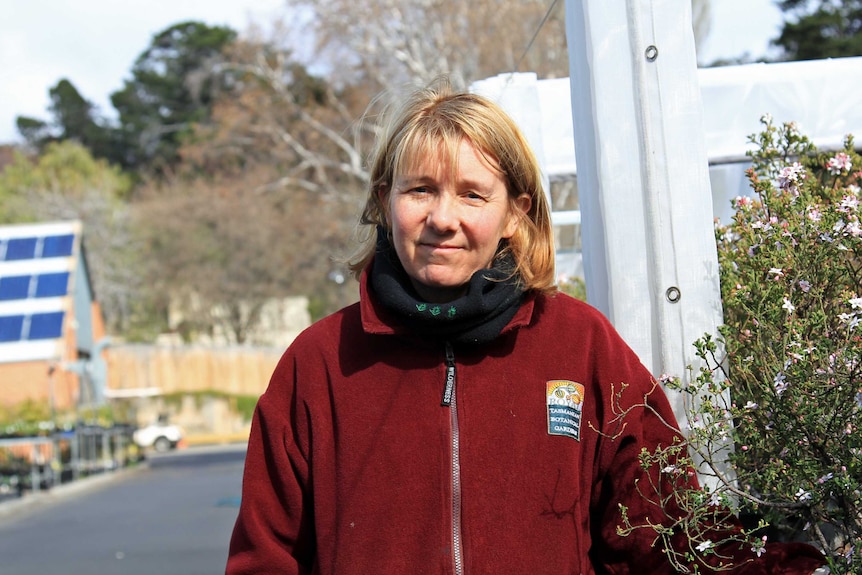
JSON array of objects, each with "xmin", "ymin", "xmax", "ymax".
[{"xmin": 0, "ymin": 0, "xmax": 784, "ymax": 145}]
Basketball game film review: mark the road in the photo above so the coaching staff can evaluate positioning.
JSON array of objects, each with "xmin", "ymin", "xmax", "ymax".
[{"xmin": 0, "ymin": 443, "xmax": 247, "ymax": 575}]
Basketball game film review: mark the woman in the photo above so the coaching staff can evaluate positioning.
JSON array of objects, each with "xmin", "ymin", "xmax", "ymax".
[{"xmin": 227, "ymin": 81, "xmax": 825, "ymax": 574}]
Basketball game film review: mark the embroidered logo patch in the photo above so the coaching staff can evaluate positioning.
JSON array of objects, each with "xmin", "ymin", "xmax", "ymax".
[{"xmin": 546, "ymin": 380, "xmax": 585, "ymax": 441}]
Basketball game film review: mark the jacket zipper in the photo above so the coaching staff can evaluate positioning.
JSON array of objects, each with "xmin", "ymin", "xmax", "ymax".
[{"xmin": 441, "ymin": 342, "xmax": 463, "ymax": 575}]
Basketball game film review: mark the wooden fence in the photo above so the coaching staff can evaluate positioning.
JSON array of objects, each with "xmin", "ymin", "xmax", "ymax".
[{"xmin": 108, "ymin": 344, "xmax": 283, "ymax": 398}]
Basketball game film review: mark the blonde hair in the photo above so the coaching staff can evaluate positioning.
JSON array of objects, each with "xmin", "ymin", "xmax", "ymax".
[{"xmin": 350, "ymin": 79, "xmax": 556, "ymax": 293}]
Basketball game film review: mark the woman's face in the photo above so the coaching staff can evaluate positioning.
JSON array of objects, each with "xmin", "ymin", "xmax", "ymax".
[{"xmin": 385, "ymin": 139, "xmax": 530, "ymax": 303}]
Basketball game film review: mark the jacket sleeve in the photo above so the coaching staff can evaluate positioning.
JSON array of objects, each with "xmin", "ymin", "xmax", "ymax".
[
  {"xmin": 587, "ymin": 332, "xmax": 825, "ymax": 574},
  {"xmin": 226, "ymin": 351, "xmax": 315, "ymax": 575}
]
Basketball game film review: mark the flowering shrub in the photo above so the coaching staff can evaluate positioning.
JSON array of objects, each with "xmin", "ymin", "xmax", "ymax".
[
  {"xmin": 619, "ymin": 117, "xmax": 862, "ymax": 573},
  {"xmin": 716, "ymin": 117, "xmax": 861, "ymax": 572}
]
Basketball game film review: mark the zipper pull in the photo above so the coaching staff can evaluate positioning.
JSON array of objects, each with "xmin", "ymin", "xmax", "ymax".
[{"xmin": 441, "ymin": 341, "xmax": 456, "ymax": 407}]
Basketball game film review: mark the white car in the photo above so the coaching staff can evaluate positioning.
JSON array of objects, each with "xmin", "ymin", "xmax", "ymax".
[{"xmin": 133, "ymin": 421, "xmax": 184, "ymax": 452}]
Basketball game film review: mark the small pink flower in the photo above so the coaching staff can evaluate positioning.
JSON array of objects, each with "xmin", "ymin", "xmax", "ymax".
[
  {"xmin": 828, "ymin": 152, "xmax": 852, "ymax": 175},
  {"xmin": 840, "ymin": 195, "xmax": 859, "ymax": 212},
  {"xmin": 806, "ymin": 206, "xmax": 821, "ymax": 222},
  {"xmin": 778, "ymin": 162, "xmax": 806, "ymax": 192}
]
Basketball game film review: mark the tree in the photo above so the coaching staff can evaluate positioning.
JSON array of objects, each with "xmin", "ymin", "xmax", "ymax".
[
  {"xmin": 774, "ymin": 0, "xmax": 862, "ymax": 60},
  {"xmin": 110, "ymin": 21, "xmax": 237, "ymax": 172},
  {"xmin": 15, "ymin": 79, "xmax": 119, "ymax": 164},
  {"xmin": 132, "ymin": 163, "xmax": 352, "ymax": 342},
  {"xmin": 284, "ymin": 0, "xmax": 569, "ymax": 91}
]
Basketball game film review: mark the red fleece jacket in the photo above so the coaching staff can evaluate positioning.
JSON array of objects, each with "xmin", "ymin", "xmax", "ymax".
[{"xmin": 227, "ymin": 277, "xmax": 825, "ymax": 574}]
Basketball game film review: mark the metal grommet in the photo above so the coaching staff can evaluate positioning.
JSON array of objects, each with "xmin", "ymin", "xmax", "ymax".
[
  {"xmin": 665, "ymin": 286, "xmax": 681, "ymax": 303},
  {"xmin": 645, "ymin": 45, "xmax": 658, "ymax": 62}
]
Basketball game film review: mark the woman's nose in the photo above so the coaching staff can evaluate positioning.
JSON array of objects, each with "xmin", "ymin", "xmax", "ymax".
[{"xmin": 426, "ymin": 194, "xmax": 459, "ymax": 231}]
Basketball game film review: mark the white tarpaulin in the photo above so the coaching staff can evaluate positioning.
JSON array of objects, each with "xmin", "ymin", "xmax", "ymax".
[
  {"xmin": 471, "ymin": 16, "xmax": 862, "ymax": 425},
  {"xmin": 475, "ymin": 56, "xmax": 862, "ymax": 220},
  {"xmin": 560, "ymin": 0, "xmax": 722, "ymax": 425}
]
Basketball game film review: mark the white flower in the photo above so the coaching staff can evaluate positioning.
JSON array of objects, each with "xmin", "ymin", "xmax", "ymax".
[
  {"xmin": 752, "ymin": 545, "xmax": 766, "ymax": 558},
  {"xmin": 752, "ymin": 535, "xmax": 768, "ymax": 558},
  {"xmin": 782, "ymin": 297, "xmax": 795, "ymax": 313},
  {"xmin": 796, "ymin": 488, "xmax": 812, "ymax": 502},
  {"xmin": 778, "ymin": 162, "xmax": 806, "ymax": 192},
  {"xmin": 839, "ymin": 313, "xmax": 861, "ymax": 330},
  {"xmin": 744, "ymin": 401, "xmax": 758, "ymax": 410},
  {"xmin": 774, "ymin": 372, "xmax": 789, "ymax": 395},
  {"xmin": 798, "ymin": 279, "xmax": 811, "ymax": 292},
  {"xmin": 849, "ymin": 297, "xmax": 862, "ymax": 310},
  {"xmin": 806, "ymin": 206, "xmax": 822, "ymax": 222},
  {"xmin": 696, "ymin": 540, "xmax": 713, "ymax": 553},
  {"xmin": 840, "ymin": 194, "xmax": 859, "ymax": 212},
  {"xmin": 708, "ymin": 492, "xmax": 722, "ymax": 507},
  {"xmin": 768, "ymin": 267, "xmax": 784, "ymax": 279}
]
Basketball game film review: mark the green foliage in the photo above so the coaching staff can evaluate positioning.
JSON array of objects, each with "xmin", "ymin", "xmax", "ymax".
[
  {"xmin": 557, "ymin": 274, "xmax": 587, "ymax": 301},
  {"xmin": 0, "ymin": 140, "xmax": 131, "ymax": 222},
  {"xmin": 0, "ymin": 400, "xmax": 52, "ymax": 437},
  {"xmin": 610, "ymin": 374, "xmax": 766, "ymax": 573},
  {"xmin": 159, "ymin": 390, "xmax": 259, "ymax": 423},
  {"xmin": 110, "ymin": 21, "xmax": 237, "ymax": 171},
  {"xmin": 15, "ymin": 79, "xmax": 122, "ymax": 166},
  {"xmin": 234, "ymin": 395, "xmax": 260, "ymax": 423},
  {"xmin": 637, "ymin": 118, "xmax": 862, "ymax": 573},
  {"xmin": 775, "ymin": 0, "xmax": 862, "ymax": 60},
  {"xmin": 714, "ymin": 117, "xmax": 862, "ymax": 572},
  {"xmin": 620, "ymin": 118, "xmax": 862, "ymax": 573}
]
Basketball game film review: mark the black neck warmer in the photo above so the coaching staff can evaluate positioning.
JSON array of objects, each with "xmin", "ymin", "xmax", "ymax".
[{"xmin": 370, "ymin": 228, "xmax": 524, "ymax": 345}]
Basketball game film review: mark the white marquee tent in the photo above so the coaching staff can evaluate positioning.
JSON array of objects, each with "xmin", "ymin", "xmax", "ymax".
[
  {"xmin": 474, "ymin": 56, "xmax": 862, "ymax": 223},
  {"xmin": 471, "ymin": 0, "xmax": 862, "ymax": 425}
]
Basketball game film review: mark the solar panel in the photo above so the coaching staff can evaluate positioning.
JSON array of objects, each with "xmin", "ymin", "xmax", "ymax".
[
  {"xmin": 35, "ymin": 272, "xmax": 70, "ymax": 298},
  {"xmin": 0, "ymin": 275, "xmax": 31, "ymax": 300},
  {"xmin": 41, "ymin": 234, "xmax": 75, "ymax": 258},
  {"xmin": 0, "ymin": 315, "xmax": 24, "ymax": 342},
  {"xmin": 28, "ymin": 311, "xmax": 65, "ymax": 339},
  {"xmin": 0, "ymin": 222, "xmax": 80, "ymax": 362},
  {"xmin": 5, "ymin": 237, "xmax": 38, "ymax": 261}
]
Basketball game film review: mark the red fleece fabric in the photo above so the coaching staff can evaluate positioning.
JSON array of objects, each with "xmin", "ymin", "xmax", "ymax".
[{"xmin": 226, "ymin": 276, "xmax": 825, "ymax": 574}]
